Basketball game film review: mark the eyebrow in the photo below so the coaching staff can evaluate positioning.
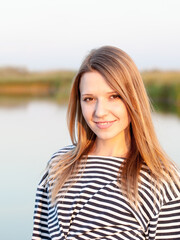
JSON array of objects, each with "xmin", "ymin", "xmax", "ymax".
[{"xmin": 81, "ymin": 91, "xmax": 118, "ymax": 96}]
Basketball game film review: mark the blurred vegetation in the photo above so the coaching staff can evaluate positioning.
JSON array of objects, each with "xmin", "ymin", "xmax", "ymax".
[
  {"xmin": 0, "ymin": 67, "xmax": 76, "ymax": 104},
  {"xmin": 0, "ymin": 67, "xmax": 180, "ymax": 115},
  {"xmin": 142, "ymin": 70, "xmax": 180, "ymax": 116}
]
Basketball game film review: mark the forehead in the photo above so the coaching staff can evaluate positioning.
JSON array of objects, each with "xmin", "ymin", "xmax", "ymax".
[{"xmin": 79, "ymin": 71, "xmax": 114, "ymax": 94}]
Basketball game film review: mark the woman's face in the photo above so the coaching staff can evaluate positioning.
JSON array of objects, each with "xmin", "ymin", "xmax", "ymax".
[{"xmin": 79, "ymin": 70, "xmax": 131, "ymax": 145}]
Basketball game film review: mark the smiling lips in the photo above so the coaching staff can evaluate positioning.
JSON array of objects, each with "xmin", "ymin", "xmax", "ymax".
[{"xmin": 94, "ymin": 120, "xmax": 117, "ymax": 129}]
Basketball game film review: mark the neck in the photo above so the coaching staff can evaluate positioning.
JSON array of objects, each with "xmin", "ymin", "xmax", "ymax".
[{"xmin": 90, "ymin": 131, "xmax": 131, "ymax": 158}]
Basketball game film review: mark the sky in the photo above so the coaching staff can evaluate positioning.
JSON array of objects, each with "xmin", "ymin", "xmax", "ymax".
[{"xmin": 0, "ymin": 0, "xmax": 180, "ymax": 71}]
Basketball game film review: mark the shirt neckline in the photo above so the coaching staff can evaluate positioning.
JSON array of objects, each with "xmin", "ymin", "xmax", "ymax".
[{"xmin": 86, "ymin": 154, "xmax": 127, "ymax": 160}]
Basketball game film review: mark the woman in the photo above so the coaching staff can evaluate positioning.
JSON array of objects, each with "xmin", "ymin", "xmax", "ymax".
[{"xmin": 32, "ymin": 46, "xmax": 180, "ymax": 240}]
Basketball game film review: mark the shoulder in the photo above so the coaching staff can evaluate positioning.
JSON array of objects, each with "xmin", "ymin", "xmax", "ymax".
[
  {"xmin": 38, "ymin": 144, "xmax": 75, "ymax": 188},
  {"xmin": 140, "ymin": 162, "xmax": 180, "ymax": 206},
  {"xmin": 47, "ymin": 144, "xmax": 76, "ymax": 169},
  {"xmin": 49, "ymin": 144, "xmax": 75, "ymax": 162}
]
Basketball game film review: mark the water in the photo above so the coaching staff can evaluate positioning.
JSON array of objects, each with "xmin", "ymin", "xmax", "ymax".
[{"xmin": 0, "ymin": 101, "xmax": 180, "ymax": 240}]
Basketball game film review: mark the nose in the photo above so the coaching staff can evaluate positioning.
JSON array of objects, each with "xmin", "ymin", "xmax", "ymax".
[{"xmin": 94, "ymin": 99, "xmax": 108, "ymax": 118}]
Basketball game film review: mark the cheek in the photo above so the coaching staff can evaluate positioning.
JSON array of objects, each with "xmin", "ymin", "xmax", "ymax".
[
  {"xmin": 81, "ymin": 103, "xmax": 90, "ymax": 120},
  {"xmin": 114, "ymin": 103, "xmax": 131, "ymax": 123},
  {"xmin": 122, "ymin": 104, "xmax": 131, "ymax": 123},
  {"xmin": 124, "ymin": 109, "xmax": 131, "ymax": 125}
]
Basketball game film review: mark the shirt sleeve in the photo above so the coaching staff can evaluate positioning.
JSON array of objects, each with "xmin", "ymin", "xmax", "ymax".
[
  {"xmin": 148, "ymin": 197, "xmax": 180, "ymax": 239},
  {"xmin": 155, "ymin": 197, "xmax": 180, "ymax": 239},
  {"xmin": 32, "ymin": 174, "xmax": 51, "ymax": 240}
]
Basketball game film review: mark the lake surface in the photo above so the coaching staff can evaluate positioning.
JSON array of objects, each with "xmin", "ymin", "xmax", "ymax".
[{"xmin": 0, "ymin": 101, "xmax": 180, "ymax": 240}]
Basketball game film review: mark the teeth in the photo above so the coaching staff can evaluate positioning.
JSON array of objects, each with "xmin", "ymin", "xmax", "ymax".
[{"xmin": 98, "ymin": 122, "xmax": 109, "ymax": 125}]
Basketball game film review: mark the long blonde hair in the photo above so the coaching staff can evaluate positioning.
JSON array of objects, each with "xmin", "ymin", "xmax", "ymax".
[{"xmin": 50, "ymin": 46, "xmax": 179, "ymax": 204}]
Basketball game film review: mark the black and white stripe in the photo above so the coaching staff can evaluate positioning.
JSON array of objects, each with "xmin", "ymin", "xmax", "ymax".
[{"xmin": 32, "ymin": 145, "xmax": 180, "ymax": 239}]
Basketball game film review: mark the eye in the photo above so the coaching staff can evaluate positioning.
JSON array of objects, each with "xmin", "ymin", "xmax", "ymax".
[
  {"xmin": 82, "ymin": 97, "xmax": 94, "ymax": 102},
  {"xmin": 110, "ymin": 94, "xmax": 121, "ymax": 100}
]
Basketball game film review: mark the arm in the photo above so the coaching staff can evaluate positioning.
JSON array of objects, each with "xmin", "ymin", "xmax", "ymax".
[
  {"xmin": 32, "ymin": 176, "xmax": 51, "ymax": 240},
  {"xmin": 147, "ymin": 197, "xmax": 180, "ymax": 239},
  {"xmin": 155, "ymin": 197, "xmax": 180, "ymax": 239}
]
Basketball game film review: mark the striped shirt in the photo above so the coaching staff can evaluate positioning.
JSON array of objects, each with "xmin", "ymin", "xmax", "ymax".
[{"xmin": 32, "ymin": 145, "xmax": 180, "ymax": 240}]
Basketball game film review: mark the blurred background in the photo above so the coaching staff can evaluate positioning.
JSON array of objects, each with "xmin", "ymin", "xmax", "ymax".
[{"xmin": 0, "ymin": 0, "xmax": 180, "ymax": 239}]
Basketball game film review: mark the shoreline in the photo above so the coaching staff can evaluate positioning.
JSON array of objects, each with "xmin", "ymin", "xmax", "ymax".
[{"xmin": 0, "ymin": 69, "xmax": 180, "ymax": 115}]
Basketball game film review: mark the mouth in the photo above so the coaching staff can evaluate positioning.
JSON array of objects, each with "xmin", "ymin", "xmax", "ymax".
[{"xmin": 94, "ymin": 120, "xmax": 117, "ymax": 129}]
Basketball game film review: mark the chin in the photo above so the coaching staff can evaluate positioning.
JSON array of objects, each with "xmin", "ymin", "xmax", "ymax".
[{"xmin": 95, "ymin": 134, "xmax": 116, "ymax": 141}]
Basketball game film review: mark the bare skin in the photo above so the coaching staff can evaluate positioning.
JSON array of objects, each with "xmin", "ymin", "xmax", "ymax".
[{"xmin": 80, "ymin": 70, "xmax": 131, "ymax": 158}]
